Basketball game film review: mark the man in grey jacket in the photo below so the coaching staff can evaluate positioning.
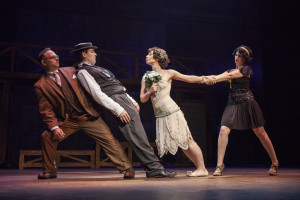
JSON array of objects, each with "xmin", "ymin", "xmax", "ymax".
[{"xmin": 72, "ymin": 42, "xmax": 176, "ymax": 178}]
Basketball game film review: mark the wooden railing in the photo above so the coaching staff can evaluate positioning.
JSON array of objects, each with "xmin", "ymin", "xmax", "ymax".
[
  {"xmin": 19, "ymin": 142, "xmax": 159, "ymax": 169},
  {"xmin": 0, "ymin": 42, "xmax": 208, "ymax": 79}
]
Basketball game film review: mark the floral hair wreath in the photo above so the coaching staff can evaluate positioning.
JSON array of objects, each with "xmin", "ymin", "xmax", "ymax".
[{"xmin": 153, "ymin": 49, "xmax": 164, "ymax": 59}]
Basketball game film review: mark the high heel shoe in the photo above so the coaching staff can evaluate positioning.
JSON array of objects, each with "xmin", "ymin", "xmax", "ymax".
[
  {"xmin": 213, "ymin": 164, "xmax": 225, "ymax": 176},
  {"xmin": 186, "ymin": 169, "xmax": 209, "ymax": 177},
  {"xmin": 268, "ymin": 164, "xmax": 279, "ymax": 176}
]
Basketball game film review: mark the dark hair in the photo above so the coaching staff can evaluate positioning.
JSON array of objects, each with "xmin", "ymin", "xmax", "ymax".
[
  {"xmin": 74, "ymin": 49, "xmax": 89, "ymax": 63},
  {"xmin": 148, "ymin": 46, "xmax": 170, "ymax": 69},
  {"xmin": 38, "ymin": 47, "xmax": 51, "ymax": 63},
  {"xmin": 232, "ymin": 45, "xmax": 253, "ymax": 64}
]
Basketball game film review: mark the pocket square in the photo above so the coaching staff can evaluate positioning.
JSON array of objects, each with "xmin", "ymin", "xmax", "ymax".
[{"xmin": 72, "ymin": 74, "xmax": 77, "ymax": 79}]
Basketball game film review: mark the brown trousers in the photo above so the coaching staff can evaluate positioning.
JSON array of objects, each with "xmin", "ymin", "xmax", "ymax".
[{"xmin": 41, "ymin": 116, "xmax": 132, "ymax": 173}]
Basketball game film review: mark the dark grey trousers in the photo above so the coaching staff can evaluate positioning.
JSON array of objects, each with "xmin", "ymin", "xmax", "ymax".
[{"xmin": 110, "ymin": 93, "xmax": 164, "ymax": 176}]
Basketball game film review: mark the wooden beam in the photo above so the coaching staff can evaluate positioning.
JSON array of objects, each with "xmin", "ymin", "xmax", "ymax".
[
  {"xmin": 100, "ymin": 54, "xmax": 133, "ymax": 79},
  {"xmin": 0, "ymin": 71, "xmax": 41, "ymax": 79},
  {"xmin": 16, "ymin": 47, "xmax": 41, "ymax": 66},
  {"xmin": 0, "ymin": 81, "xmax": 10, "ymax": 164},
  {"xmin": 0, "ymin": 47, "xmax": 13, "ymax": 56}
]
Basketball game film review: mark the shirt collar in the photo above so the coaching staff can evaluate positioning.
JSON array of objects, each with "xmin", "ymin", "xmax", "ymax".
[
  {"xmin": 78, "ymin": 62, "xmax": 93, "ymax": 68},
  {"xmin": 46, "ymin": 69, "xmax": 59, "ymax": 76}
]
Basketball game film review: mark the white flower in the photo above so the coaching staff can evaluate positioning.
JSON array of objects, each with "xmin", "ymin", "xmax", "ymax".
[{"xmin": 143, "ymin": 71, "xmax": 162, "ymax": 88}]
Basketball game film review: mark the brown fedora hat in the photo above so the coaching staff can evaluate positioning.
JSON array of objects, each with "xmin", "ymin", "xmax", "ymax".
[{"xmin": 71, "ymin": 42, "xmax": 98, "ymax": 53}]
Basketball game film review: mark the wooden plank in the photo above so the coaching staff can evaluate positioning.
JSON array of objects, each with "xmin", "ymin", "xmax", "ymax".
[
  {"xmin": 18, "ymin": 152, "xmax": 24, "ymax": 169},
  {"xmin": 24, "ymin": 157, "xmax": 42, "ymax": 164},
  {"xmin": 23, "ymin": 163, "xmax": 42, "ymax": 168},
  {"xmin": 58, "ymin": 162, "xmax": 92, "ymax": 167},
  {"xmin": 60, "ymin": 155, "xmax": 91, "ymax": 163},
  {"xmin": 20, "ymin": 150, "xmax": 42, "ymax": 155},
  {"xmin": 0, "ymin": 82, "xmax": 10, "ymax": 164},
  {"xmin": 95, "ymin": 143, "xmax": 101, "ymax": 168},
  {"xmin": 19, "ymin": 150, "xmax": 95, "ymax": 169},
  {"xmin": 58, "ymin": 150, "xmax": 94, "ymax": 155},
  {"xmin": 0, "ymin": 71, "xmax": 41, "ymax": 79}
]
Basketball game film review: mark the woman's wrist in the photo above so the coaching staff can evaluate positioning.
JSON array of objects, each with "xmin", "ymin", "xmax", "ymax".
[{"xmin": 199, "ymin": 76, "xmax": 205, "ymax": 83}]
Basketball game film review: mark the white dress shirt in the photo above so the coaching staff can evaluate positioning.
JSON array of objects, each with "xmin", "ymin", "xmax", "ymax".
[
  {"xmin": 46, "ymin": 70, "xmax": 59, "ymax": 83},
  {"xmin": 77, "ymin": 64, "xmax": 136, "ymax": 117}
]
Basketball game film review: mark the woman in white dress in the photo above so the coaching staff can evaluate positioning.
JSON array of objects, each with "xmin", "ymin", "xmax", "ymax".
[{"xmin": 140, "ymin": 47, "xmax": 211, "ymax": 177}]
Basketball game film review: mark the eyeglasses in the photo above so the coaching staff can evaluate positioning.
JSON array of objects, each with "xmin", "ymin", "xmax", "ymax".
[{"xmin": 44, "ymin": 55, "xmax": 59, "ymax": 60}]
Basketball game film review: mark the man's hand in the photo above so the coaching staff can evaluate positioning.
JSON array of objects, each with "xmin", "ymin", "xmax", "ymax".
[
  {"xmin": 119, "ymin": 110, "xmax": 131, "ymax": 123},
  {"xmin": 53, "ymin": 128, "xmax": 65, "ymax": 140},
  {"xmin": 133, "ymin": 102, "xmax": 140, "ymax": 112}
]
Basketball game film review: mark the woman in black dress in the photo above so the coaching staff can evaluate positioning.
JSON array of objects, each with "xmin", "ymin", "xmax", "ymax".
[{"xmin": 205, "ymin": 45, "xmax": 279, "ymax": 176}]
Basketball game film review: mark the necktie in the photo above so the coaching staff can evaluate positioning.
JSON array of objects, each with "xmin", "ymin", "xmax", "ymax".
[{"xmin": 53, "ymin": 72, "xmax": 62, "ymax": 86}]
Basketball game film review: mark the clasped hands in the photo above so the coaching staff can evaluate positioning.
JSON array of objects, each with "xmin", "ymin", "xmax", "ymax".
[{"xmin": 201, "ymin": 76, "xmax": 216, "ymax": 85}]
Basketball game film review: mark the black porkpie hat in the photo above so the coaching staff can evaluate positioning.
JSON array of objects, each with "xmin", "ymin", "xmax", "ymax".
[{"xmin": 71, "ymin": 42, "xmax": 98, "ymax": 53}]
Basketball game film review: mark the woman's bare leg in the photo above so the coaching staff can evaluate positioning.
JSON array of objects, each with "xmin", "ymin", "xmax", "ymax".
[
  {"xmin": 215, "ymin": 126, "xmax": 231, "ymax": 173},
  {"xmin": 253, "ymin": 126, "xmax": 279, "ymax": 174},
  {"xmin": 182, "ymin": 138, "xmax": 206, "ymax": 174}
]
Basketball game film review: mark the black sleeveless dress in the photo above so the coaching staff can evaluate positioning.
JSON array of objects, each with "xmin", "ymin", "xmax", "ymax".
[{"xmin": 220, "ymin": 66, "xmax": 265, "ymax": 130}]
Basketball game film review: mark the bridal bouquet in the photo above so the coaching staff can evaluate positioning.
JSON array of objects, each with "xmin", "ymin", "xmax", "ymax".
[{"xmin": 143, "ymin": 71, "xmax": 162, "ymax": 88}]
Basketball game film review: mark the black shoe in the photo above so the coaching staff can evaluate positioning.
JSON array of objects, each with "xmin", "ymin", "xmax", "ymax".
[
  {"xmin": 147, "ymin": 169, "xmax": 177, "ymax": 178},
  {"xmin": 124, "ymin": 167, "xmax": 135, "ymax": 179},
  {"xmin": 38, "ymin": 172, "xmax": 57, "ymax": 179}
]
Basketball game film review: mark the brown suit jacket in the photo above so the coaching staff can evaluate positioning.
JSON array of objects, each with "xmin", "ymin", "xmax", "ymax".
[{"xmin": 34, "ymin": 67, "xmax": 99, "ymax": 130}]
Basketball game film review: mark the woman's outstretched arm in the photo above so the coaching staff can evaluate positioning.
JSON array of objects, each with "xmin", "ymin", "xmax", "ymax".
[
  {"xmin": 169, "ymin": 69, "xmax": 205, "ymax": 83},
  {"xmin": 207, "ymin": 69, "xmax": 244, "ymax": 83}
]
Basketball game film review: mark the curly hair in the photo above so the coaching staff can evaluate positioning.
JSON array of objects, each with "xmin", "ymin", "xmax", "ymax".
[
  {"xmin": 232, "ymin": 45, "xmax": 253, "ymax": 64},
  {"xmin": 148, "ymin": 46, "xmax": 170, "ymax": 69}
]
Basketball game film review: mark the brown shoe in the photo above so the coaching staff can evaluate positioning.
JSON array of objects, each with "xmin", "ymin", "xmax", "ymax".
[
  {"xmin": 38, "ymin": 172, "xmax": 57, "ymax": 179},
  {"xmin": 124, "ymin": 167, "xmax": 135, "ymax": 179}
]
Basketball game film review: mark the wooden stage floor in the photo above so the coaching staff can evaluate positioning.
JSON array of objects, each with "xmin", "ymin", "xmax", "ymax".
[{"xmin": 0, "ymin": 167, "xmax": 299, "ymax": 200}]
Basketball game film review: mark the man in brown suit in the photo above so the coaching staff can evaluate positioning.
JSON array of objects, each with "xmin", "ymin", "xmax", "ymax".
[{"xmin": 34, "ymin": 48, "xmax": 134, "ymax": 179}]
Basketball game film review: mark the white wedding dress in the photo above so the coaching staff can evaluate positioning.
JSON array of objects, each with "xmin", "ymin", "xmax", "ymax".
[{"xmin": 151, "ymin": 78, "xmax": 193, "ymax": 158}]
